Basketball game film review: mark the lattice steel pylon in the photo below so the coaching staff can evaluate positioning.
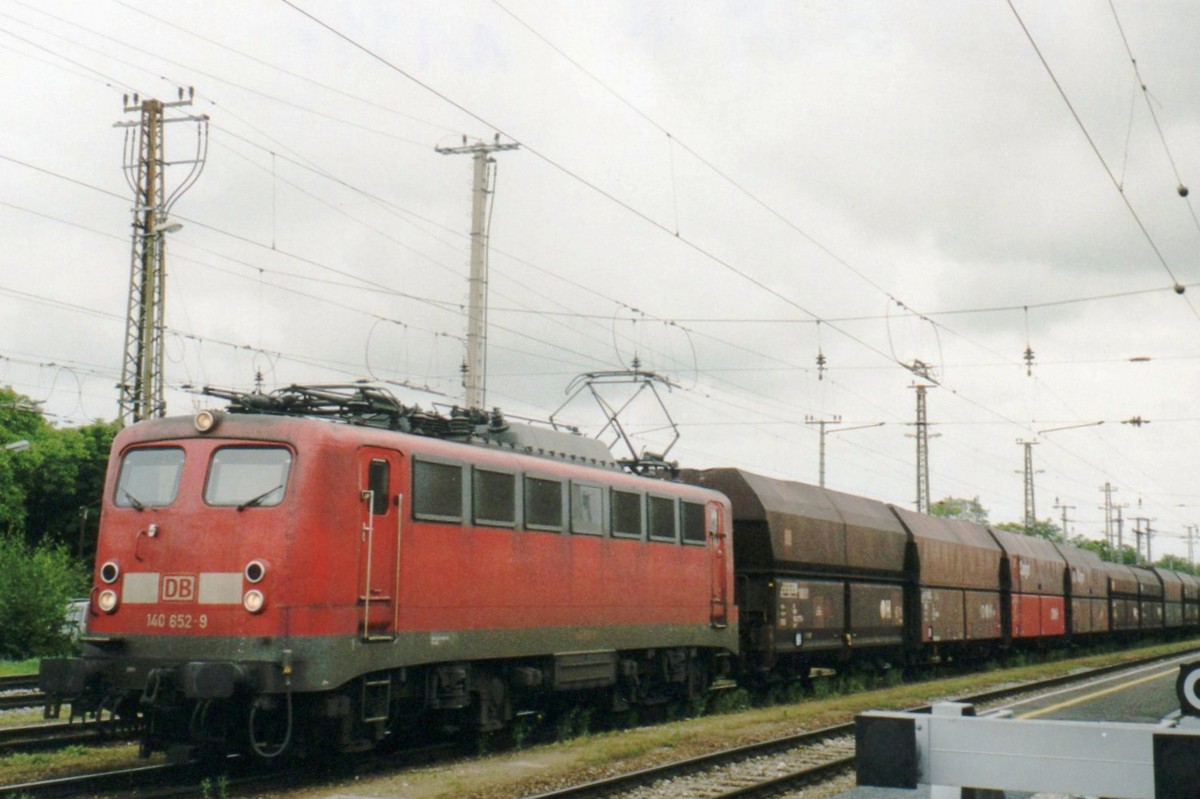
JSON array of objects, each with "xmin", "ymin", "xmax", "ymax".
[
  {"xmin": 908, "ymin": 362, "xmax": 937, "ymax": 514},
  {"xmin": 913, "ymin": 384, "xmax": 931, "ymax": 512},
  {"xmin": 1018, "ymin": 439, "xmax": 1038, "ymax": 531},
  {"xmin": 117, "ymin": 90, "xmax": 208, "ymax": 425}
]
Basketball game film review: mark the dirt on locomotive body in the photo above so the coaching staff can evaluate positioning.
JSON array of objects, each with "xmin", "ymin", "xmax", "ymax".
[{"xmin": 39, "ymin": 384, "xmax": 1200, "ymax": 758}]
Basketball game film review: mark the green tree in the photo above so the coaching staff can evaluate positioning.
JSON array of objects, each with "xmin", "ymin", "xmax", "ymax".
[
  {"xmin": 0, "ymin": 387, "xmax": 51, "ymax": 534},
  {"xmin": 0, "ymin": 386, "xmax": 117, "ymax": 553},
  {"xmin": 994, "ymin": 519, "xmax": 1064, "ymax": 543},
  {"xmin": 1154, "ymin": 553, "xmax": 1196, "ymax": 575},
  {"xmin": 0, "ymin": 532, "xmax": 88, "ymax": 658},
  {"xmin": 19, "ymin": 420, "xmax": 118, "ymax": 553},
  {"xmin": 1070, "ymin": 535, "xmax": 1138, "ymax": 564},
  {"xmin": 929, "ymin": 496, "xmax": 989, "ymax": 525}
]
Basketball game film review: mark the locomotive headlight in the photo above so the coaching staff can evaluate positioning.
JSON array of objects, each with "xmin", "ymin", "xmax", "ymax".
[
  {"xmin": 194, "ymin": 410, "xmax": 219, "ymax": 433},
  {"xmin": 99, "ymin": 561, "xmax": 120, "ymax": 584},
  {"xmin": 244, "ymin": 560, "xmax": 266, "ymax": 584},
  {"xmin": 98, "ymin": 590, "xmax": 119, "ymax": 613},
  {"xmin": 243, "ymin": 589, "xmax": 265, "ymax": 614}
]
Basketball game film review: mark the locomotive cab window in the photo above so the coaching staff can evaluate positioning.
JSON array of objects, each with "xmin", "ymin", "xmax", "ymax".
[
  {"xmin": 647, "ymin": 495, "xmax": 677, "ymax": 543},
  {"xmin": 681, "ymin": 501, "xmax": 706, "ymax": 545},
  {"xmin": 571, "ymin": 482, "xmax": 603, "ymax": 535},
  {"xmin": 115, "ymin": 447, "xmax": 185, "ymax": 508},
  {"xmin": 524, "ymin": 476, "xmax": 563, "ymax": 531},
  {"xmin": 205, "ymin": 447, "xmax": 292, "ymax": 508},
  {"xmin": 413, "ymin": 459, "xmax": 463, "ymax": 522},
  {"xmin": 474, "ymin": 468, "xmax": 516, "ymax": 527},
  {"xmin": 611, "ymin": 489, "xmax": 642, "ymax": 539}
]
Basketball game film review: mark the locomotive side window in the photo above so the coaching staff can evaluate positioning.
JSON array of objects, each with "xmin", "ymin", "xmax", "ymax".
[
  {"xmin": 681, "ymin": 501, "xmax": 706, "ymax": 544},
  {"xmin": 367, "ymin": 460, "xmax": 390, "ymax": 516},
  {"xmin": 204, "ymin": 447, "xmax": 292, "ymax": 508},
  {"xmin": 115, "ymin": 447, "xmax": 185, "ymax": 508},
  {"xmin": 524, "ymin": 477, "xmax": 563, "ymax": 531},
  {"xmin": 571, "ymin": 482, "xmax": 603, "ymax": 535},
  {"xmin": 647, "ymin": 495, "xmax": 677, "ymax": 542},
  {"xmin": 474, "ymin": 468, "xmax": 516, "ymax": 527},
  {"xmin": 413, "ymin": 459, "xmax": 463, "ymax": 522},
  {"xmin": 611, "ymin": 489, "xmax": 643, "ymax": 539}
]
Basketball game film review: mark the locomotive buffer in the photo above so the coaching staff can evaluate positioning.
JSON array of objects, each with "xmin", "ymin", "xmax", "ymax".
[{"xmin": 855, "ymin": 660, "xmax": 1200, "ymax": 798}]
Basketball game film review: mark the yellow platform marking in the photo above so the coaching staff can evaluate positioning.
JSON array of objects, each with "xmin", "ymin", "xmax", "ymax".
[{"xmin": 1018, "ymin": 667, "xmax": 1177, "ymax": 719}]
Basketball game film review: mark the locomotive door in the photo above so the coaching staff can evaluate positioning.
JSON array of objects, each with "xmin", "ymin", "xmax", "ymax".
[
  {"xmin": 358, "ymin": 448, "xmax": 402, "ymax": 641},
  {"xmin": 708, "ymin": 501, "xmax": 729, "ymax": 628}
]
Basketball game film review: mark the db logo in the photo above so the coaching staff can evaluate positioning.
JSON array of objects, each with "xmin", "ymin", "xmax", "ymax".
[{"xmin": 161, "ymin": 574, "xmax": 196, "ymax": 602}]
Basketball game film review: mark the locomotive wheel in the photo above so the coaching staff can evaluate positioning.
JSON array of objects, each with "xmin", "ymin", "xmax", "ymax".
[{"xmin": 1176, "ymin": 661, "xmax": 1200, "ymax": 716}]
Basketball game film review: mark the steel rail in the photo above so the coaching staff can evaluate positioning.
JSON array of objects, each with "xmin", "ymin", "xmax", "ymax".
[
  {"xmin": 0, "ymin": 691, "xmax": 44, "ymax": 711},
  {"xmin": 519, "ymin": 646, "xmax": 1200, "ymax": 799},
  {"xmin": 0, "ymin": 675, "xmax": 38, "ymax": 692},
  {"xmin": 2, "ymin": 646, "xmax": 1196, "ymax": 799},
  {"xmin": 0, "ymin": 721, "xmax": 127, "ymax": 754}
]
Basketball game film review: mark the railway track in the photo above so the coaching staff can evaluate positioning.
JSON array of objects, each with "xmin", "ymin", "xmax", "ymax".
[
  {"xmin": 518, "ymin": 647, "xmax": 1200, "ymax": 799},
  {"xmin": 0, "ymin": 676, "xmax": 37, "ymax": 692},
  {"xmin": 0, "ymin": 691, "xmax": 44, "ymax": 712},
  {"xmin": 0, "ymin": 674, "xmax": 43, "ymax": 712},
  {"xmin": 1, "ymin": 647, "xmax": 1195, "ymax": 799},
  {"xmin": 0, "ymin": 721, "xmax": 122, "ymax": 753}
]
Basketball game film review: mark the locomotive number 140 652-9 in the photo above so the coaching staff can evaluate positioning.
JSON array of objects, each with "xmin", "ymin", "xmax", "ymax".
[{"xmin": 146, "ymin": 613, "xmax": 208, "ymax": 629}]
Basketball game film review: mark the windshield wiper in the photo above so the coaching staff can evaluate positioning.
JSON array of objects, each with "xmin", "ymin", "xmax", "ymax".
[
  {"xmin": 237, "ymin": 484, "xmax": 283, "ymax": 512},
  {"xmin": 122, "ymin": 489, "xmax": 145, "ymax": 511}
]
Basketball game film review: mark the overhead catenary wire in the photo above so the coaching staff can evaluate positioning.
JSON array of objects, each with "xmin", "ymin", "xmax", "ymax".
[
  {"xmin": 279, "ymin": 0, "xmax": 1089, "ymax": 457},
  {"xmin": 1105, "ymin": 0, "xmax": 1200, "ymax": 237},
  {"xmin": 2, "ymin": 4, "xmax": 1198, "ymax": 545},
  {"xmin": 1005, "ymin": 0, "xmax": 1194, "ymax": 306},
  {"xmin": 469, "ymin": 1, "xmax": 1200, "ymax": 530}
]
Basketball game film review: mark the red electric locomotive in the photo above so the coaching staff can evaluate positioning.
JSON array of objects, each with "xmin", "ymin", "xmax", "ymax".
[{"xmin": 40, "ymin": 385, "xmax": 737, "ymax": 757}]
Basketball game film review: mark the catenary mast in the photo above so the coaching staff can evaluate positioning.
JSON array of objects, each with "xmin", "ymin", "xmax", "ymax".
[{"xmin": 436, "ymin": 136, "xmax": 519, "ymax": 410}]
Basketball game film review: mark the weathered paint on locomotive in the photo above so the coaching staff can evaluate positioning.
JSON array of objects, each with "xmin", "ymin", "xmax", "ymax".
[{"xmin": 44, "ymin": 412, "xmax": 738, "ymax": 754}]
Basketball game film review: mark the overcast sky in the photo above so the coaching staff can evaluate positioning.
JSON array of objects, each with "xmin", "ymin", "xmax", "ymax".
[{"xmin": 2, "ymin": 1, "xmax": 1200, "ymax": 559}]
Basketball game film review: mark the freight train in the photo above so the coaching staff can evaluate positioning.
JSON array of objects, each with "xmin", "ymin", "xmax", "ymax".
[{"xmin": 39, "ymin": 384, "xmax": 1200, "ymax": 758}]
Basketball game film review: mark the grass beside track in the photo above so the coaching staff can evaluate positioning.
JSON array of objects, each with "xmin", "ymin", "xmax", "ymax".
[
  {"xmin": 1, "ymin": 638, "xmax": 1197, "ymax": 795},
  {"xmin": 0, "ymin": 661, "xmax": 36, "ymax": 678},
  {"xmin": 309, "ymin": 638, "xmax": 1200, "ymax": 799}
]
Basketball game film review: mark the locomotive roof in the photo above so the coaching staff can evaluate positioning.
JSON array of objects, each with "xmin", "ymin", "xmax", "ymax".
[{"xmin": 199, "ymin": 383, "xmax": 621, "ymax": 469}]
